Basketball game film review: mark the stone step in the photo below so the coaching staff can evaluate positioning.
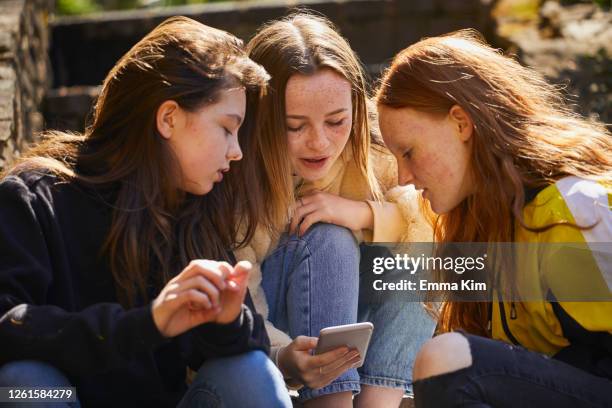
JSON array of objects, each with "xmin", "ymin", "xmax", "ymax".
[
  {"xmin": 43, "ymin": 85, "xmax": 99, "ymax": 131},
  {"xmin": 49, "ymin": 0, "xmax": 498, "ymax": 88}
]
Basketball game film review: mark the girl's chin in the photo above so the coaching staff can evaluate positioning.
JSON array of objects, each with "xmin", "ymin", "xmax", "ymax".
[
  {"xmin": 296, "ymin": 168, "xmax": 328, "ymax": 182},
  {"xmin": 430, "ymin": 199, "xmax": 460, "ymax": 215},
  {"xmin": 181, "ymin": 181, "xmax": 214, "ymax": 196},
  {"xmin": 295, "ymin": 162, "xmax": 333, "ymax": 181}
]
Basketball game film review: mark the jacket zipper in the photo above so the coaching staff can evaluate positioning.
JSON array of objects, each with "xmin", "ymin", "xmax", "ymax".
[{"xmin": 498, "ymin": 300, "xmax": 520, "ymax": 345}]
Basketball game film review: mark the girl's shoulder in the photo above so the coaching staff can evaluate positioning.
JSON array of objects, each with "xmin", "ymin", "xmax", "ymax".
[
  {"xmin": 1, "ymin": 168, "xmax": 118, "ymax": 216},
  {"xmin": 0, "ymin": 169, "xmax": 58, "ymax": 199},
  {"xmin": 523, "ymin": 176, "xmax": 611, "ymax": 242}
]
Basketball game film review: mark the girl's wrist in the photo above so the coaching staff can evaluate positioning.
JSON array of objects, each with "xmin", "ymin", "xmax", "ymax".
[
  {"xmin": 275, "ymin": 346, "xmax": 304, "ymax": 388},
  {"xmin": 358, "ymin": 201, "xmax": 374, "ymax": 230},
  {"xmin": 274, "ymin": 346, "xmax": 290, "ymax": 378},
  {"xmin": 272, "ymin": 346, "xmax": 283, "ymax": 367}
]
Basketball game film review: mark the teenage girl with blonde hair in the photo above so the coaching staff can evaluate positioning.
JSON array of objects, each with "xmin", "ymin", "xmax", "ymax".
[{"xmin": 236, "ymin": 13, "xmax": 435, "ymax": 408}]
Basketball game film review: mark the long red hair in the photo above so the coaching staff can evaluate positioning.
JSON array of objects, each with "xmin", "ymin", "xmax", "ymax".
[{"xmin": 376, "ymin": 29, "xmax": 612, "ymax": 335}]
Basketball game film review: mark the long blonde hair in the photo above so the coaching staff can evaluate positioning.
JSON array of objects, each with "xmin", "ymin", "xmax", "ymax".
[
  {"xmin": 376, "ymin": 29, "xmax": 612, "ymax": 335},
  {"xmin": 246, "ymin": 12, "xmax": 382, "ymax": 230}
]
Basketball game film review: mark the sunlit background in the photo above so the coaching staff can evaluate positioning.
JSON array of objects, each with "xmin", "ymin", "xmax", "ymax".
[{"xmin": 0, "ymin": 0, "xmax": 609, "ymax": 170}]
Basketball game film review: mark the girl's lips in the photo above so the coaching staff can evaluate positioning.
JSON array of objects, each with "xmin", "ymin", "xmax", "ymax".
[
  {"xmin": 300, "ymin": 156, "xmax": 329, "ymax": 170},
  {"xmin": 214, "ymin": 167, "xmax": 229, "ymax": 183}
]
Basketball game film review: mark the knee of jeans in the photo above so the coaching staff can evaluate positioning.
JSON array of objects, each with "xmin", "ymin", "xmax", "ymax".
[
  {"xmin": 196, "ymin": 351, "xmax": 279, "ymax": 389},
  {"xmin": 0, "ymin": 360, "xmax": 72, "ymax": 387},
  {"xmin": 300, "ymin": 223, "xmax": 359, "ymax": 263},
  {"xmin": 239, "ymin": 351, "xmax": 285, "ymax": 390},
  {"xmin": 195, "ymin": 351, "xmax": 290, "ymax": 406}
]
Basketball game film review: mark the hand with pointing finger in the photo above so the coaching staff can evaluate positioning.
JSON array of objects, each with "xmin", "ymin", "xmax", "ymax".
[
  {"xmin": 151, "ymin": 259, "xmax": 252, "ymax": 338},
  {"xmin": 214, "ymin": 260, "xmax": 252, "ymax": 324}
]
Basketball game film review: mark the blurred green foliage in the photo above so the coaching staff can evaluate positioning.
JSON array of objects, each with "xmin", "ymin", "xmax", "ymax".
[
  {"xmin": 56, "ymin": 0, "xmax": 610, "ymax": 16},
  {"xmin": 57, "ymin": 0, "xmax": 100, "ymax": 15},
  {"xmin": 56, "ymin": 0, "xmax": 231, "ymax": 15},
  {"xmin": 593, "ymin": 0, "xmax": 610, "ymax": 8}
]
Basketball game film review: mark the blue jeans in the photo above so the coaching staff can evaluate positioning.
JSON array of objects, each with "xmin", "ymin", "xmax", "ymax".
[
  {"xmin": 0, "ymin": 360, "xmax": 81, "ymax": 407},
  {"xmin": 261, "ymin": 223, "xmax": 435, "ymax": 402},
  {"xmin": 0, "ymin": 351, "xmax": 291, "ymax": 408},
  {"xmin": 177, "ymin": 350, "xmax": 292, "ymax": 407}
]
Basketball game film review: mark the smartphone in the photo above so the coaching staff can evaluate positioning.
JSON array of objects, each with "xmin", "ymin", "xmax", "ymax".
[{"xmin": 314, "ymin": 322, "xmax": 374, "ymax": 368}]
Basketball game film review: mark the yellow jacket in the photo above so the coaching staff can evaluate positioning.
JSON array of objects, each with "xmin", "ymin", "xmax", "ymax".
[{"xmin": 492, "ymin": 176, "xmax": 612, "ymax": 378}]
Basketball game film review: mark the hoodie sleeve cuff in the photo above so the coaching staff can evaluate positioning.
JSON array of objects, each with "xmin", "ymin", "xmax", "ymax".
[
  {"xmin": 118, "ymin": 304, "xmax": 169, "ymax": 350},
  {"xmin": 365, "ymin": 200, "xmax": 407, "ymax": 243},
  {"xmin": 196, "ymin": 307, "xmax": 245, "ymax": 342}
]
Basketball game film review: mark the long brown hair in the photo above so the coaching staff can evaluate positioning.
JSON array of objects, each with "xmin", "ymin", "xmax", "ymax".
[
  {"xmin": 5, "ymin": 16, "xmax": 269, "ymax": 307},
  {"xmin": 245, "ymin": 12, "xmax": 382, "ymax": 230},
  {"xmin": 376, "ymin": 29, "xmax": 612, "ymax": 335}
]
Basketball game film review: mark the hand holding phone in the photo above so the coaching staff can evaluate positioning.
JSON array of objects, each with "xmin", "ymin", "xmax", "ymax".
[
  {"xmin": 277, "ymin": 336, "xmax": 360, "ymax": 390},
  {"xmin": 314, "ymin": 322, "xmax": 374, "ymax": 368}
]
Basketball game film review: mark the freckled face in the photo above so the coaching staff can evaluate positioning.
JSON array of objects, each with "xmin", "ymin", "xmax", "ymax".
[
  {"xmin": 378, "ymin": 106, "xmax": 474, "ymax": 214},
  {"xmin": 284, "ymin": 68, "xmax": 353, "ymax": 182}
]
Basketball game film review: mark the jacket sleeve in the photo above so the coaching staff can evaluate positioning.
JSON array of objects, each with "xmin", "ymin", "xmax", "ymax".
[
  {"xmin": 0, "ymin": 175, "xmax": 169, "ymax": 377},
  {"xmin": 180, "ymin": 290, "xmax": 271, "ymax": 371},
  {"xmin": 365, "ymin": 149, "xmax": 433, "ymax": 243},
  {"xmin": 537, "ymin": 180, "xmax": 612, "ymax": 378}
]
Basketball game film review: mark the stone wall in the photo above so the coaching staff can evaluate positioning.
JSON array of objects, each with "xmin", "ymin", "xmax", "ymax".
[
  {"xmin": 51, "ymin": 0, "xmax": 499, "ymax": 87},
  {"xmin": 45, "ymin": 0, "xmax": 499, "ymax": 132},
  {"xmin": 0, "ymin": 0, "xmax": 52, "ymax": 170}
]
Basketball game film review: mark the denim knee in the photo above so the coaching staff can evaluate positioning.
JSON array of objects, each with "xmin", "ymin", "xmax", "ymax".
[
  {"xmin": 184, "ymin": 351, "xmax": 291, "ymax": 408},
  {"xmin": 0, "ymin": 360, "xmax": 79, "ymax": 407},
  {"xmin": 296, "ymin": 223, "xmax": 360, "ymax": 282},
  {"xmin": 0, "ymin": 360, "xmax": 73, "ymax": 387},
  {"xmin": 300, "ymin": 223, "xmax": 359, "ymax": 259}
]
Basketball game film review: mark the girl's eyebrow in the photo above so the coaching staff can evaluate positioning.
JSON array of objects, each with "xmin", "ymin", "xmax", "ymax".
[
  {"xmin": 286, "ymin": 108, "xmax": 348, "ymax": 120},
  {"xmin": 324, "ymin": 108, "xmax": 348, "ymax": 117}
]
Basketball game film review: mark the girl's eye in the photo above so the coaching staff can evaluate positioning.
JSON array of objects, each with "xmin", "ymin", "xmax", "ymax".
[
  {"xmin": 327, "ymin": 119, "xmax": 345, "ymax": 127},
  {"xmin": 224, "ymin": 127, "xmax": 233, "ymax": 137},
  {"xmin": 403, "ymin": 149, "xmax": 412, "ymax": 160},
  {"xmin": 287, "ymin": 124, "xmax": 304, "ymax": 132}
]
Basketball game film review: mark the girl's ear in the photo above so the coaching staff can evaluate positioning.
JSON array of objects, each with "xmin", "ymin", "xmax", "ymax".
[
  {"xmin": 449, "ymin": 104, "xmax": 473, "ymax": 142},
  {"xmin": 156, "ymin": 100, "xmax": 180, "ymax": 140}
]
